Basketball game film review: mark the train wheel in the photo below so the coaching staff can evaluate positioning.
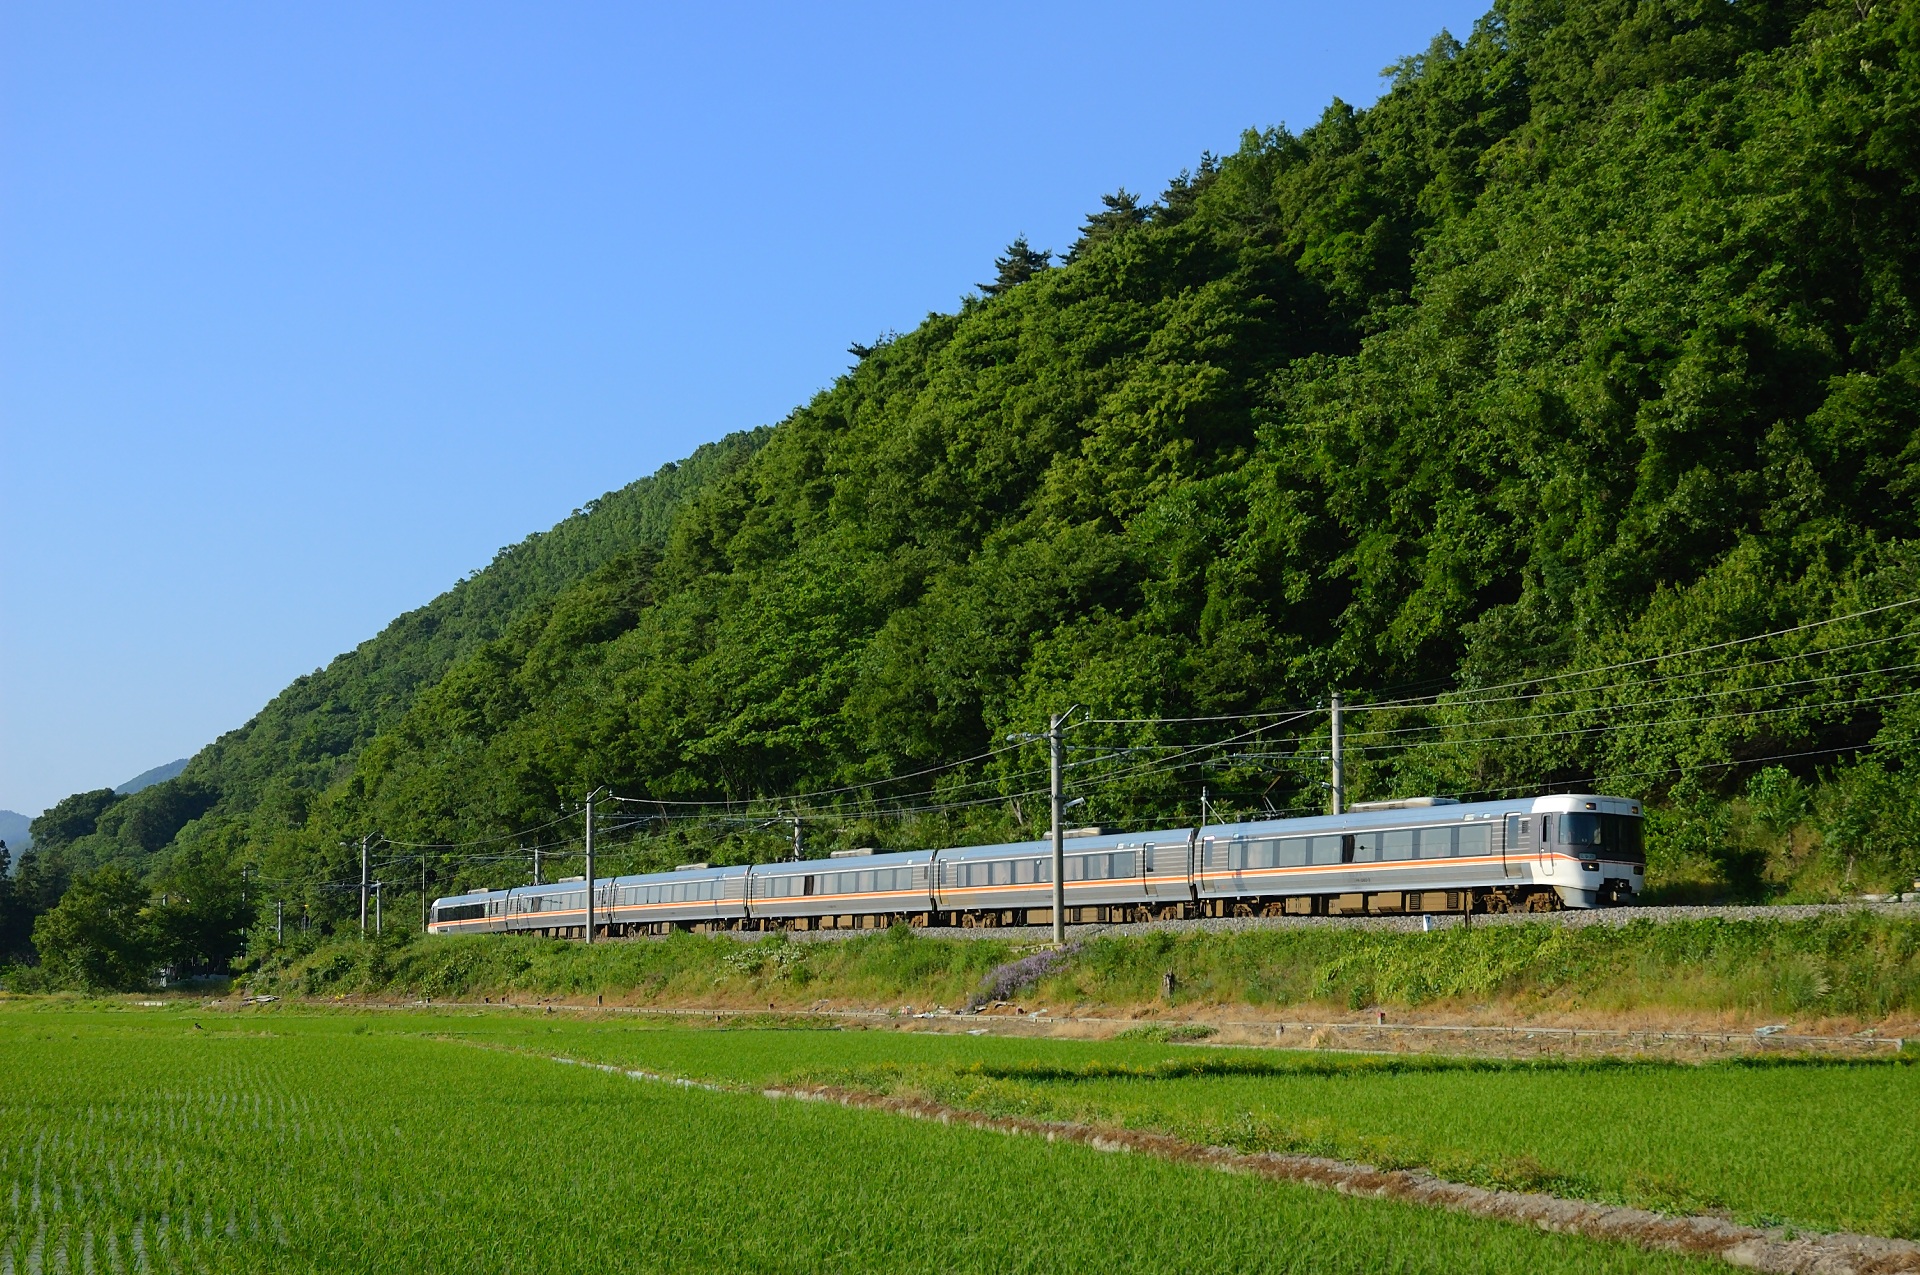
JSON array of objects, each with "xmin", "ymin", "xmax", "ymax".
[
  {"xmin": 1524, "ymin": 891, "xmax": 1562, "ymax": 912},
  {"xmin": 1483, "ymin": 891, "xmax": 1513, "ymax": 914}
]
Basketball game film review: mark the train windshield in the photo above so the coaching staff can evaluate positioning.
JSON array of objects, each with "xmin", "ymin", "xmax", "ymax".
[{"xmin": 1560, "ymin": 812, "xmax": 1644, "ymax": 862}]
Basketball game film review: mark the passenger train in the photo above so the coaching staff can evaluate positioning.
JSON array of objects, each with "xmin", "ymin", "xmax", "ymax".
[{"xmin": 428, "ymin": 792, "xmax": 1644, "ymax": 937}]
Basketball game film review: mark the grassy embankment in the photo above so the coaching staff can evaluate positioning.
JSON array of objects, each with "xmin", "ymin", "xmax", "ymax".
[
  {"xmin": 249, "ymin": 911, "xmax": 1920, "ymax": 1028},
  {"xmin": 0, "ymin": 1006, "xmax": 1716, "ymax": 1275}
]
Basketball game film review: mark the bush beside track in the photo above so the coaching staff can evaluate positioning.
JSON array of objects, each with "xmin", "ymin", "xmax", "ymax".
[{"xmin": 241, "ymin": 910, "xmax": 1920, "ymax": 1026}]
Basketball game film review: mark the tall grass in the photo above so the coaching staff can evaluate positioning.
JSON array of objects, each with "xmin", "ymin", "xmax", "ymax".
[{"xmin": 246, "ymin": 913, "xmax": 1920, "ymax": 1021}]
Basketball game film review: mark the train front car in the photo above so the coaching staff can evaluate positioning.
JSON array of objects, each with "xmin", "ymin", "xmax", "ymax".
[
  {"xmin": 1520, "ymin": 794, "xmax": 1645, "ymax": 907},
  {"xmin": 1196, "ymin": 793, "xmax": 1644, "ymax": 916}
]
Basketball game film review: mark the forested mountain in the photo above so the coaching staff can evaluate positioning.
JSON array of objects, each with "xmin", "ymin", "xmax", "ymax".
[
  {"xmin": 114, "ymin": 760, "xmax": 189, "ymax": 796},
  {"xmin": 15, "ymin": 0, "xmax": 1920, "ymax": 974}
]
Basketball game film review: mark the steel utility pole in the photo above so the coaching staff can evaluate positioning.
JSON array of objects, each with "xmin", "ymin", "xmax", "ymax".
[
  {"xmin": 359, "ymin": 833, "xmax": 371, "ymax": 934},
  {"xmin": 1050, "ymin": 711, "xmax": 1066, "ymax": 946},
  {"xmin": 584, "ymin": 794, "xmax": 595, "ymax": 944},
  {"xmin": 1329, "ymin": 692, "xmax": 1344, "ymax": 816}
]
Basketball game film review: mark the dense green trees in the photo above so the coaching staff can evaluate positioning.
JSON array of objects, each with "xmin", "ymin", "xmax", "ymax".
[
  {"xmin": 11, "ymin": 0, "xmax": 1920, "ymax": 972},
  {"xmin": 30, "ymin": 867, "xmax": 155, "ymax": 991}
]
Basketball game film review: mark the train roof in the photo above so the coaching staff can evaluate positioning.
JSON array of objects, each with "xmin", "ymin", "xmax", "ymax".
[
  {"xmin": 1202, "ymin": 793, "xmax": 1641, "ymax": 841},
  {"xmin": 751, "ymin": 848, "xmax": 934, "ymax": 872},
  {"xmin": 936, "ymin": 826, "xmax": 1195, "ymax": 860}
]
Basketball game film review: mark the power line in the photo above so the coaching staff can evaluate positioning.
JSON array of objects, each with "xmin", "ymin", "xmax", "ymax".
[
  {"xmin": 1362, "ymin": 596, "xmax": 1920, "ymax": 708},
  {"xmin": 1341, "ymin": 686, "xmax": 1920, "ymax": 755},
  {"xmin": 1366, "ymin": 628, "xmax": 1920, "ymax": 716},
  {"xmin": 1344, "ymin": 659, "xmax": 1920, "ymax": 742}
]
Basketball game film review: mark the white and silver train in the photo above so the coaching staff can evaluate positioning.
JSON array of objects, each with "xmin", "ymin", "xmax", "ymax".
[{"xmin": 427, "ymin": 792, "xmax": 1645, "ymax": 937}]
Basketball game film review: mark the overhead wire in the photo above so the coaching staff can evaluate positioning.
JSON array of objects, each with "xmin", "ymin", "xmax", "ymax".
[{"xmin": 1360, "ymin": 596, "xmax": 1920, "ymax": 708}]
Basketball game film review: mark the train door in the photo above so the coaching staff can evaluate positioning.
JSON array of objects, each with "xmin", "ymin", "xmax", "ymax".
[
  {"xmin": 1501, "ymin": 815, "xmax": 1527, "ymax": 878},
  {"xmin": 1537, "ymin": 815, "xmax": 1556, "ymax": 876}
]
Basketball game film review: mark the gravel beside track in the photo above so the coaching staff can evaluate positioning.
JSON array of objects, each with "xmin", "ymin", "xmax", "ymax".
[{"xmin": 775, "ymin": 899, "xmax": 1920, "ymax": 944}]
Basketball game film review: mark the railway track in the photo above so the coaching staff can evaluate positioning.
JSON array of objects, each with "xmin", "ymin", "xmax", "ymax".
[{"xmin": 769, "ymin": 897, "xmax": 1920, "ymax": 944}]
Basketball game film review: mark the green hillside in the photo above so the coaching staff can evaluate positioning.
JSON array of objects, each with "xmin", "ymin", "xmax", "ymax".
[{"xmin": 13, "ymin": 0, "xmax": 1920, "ymax": 980}]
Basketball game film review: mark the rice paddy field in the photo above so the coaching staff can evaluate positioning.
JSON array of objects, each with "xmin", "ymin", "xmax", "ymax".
[
  {"xmin": 436, "ymin": 1013, "xmax": 1920, "ymax": 1239},
  {"xmin": 0, "ymin": 1003, "xmax": 1897, "ymax": 1275}
]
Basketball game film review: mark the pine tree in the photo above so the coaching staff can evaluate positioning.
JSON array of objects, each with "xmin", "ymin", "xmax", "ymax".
[
  {"xmin": 979, "ymin": 236, "xmax": 1053, "ymax": 296},
  {"xmin": 1064, "ymin": 189, "xmax": 1148, "ymax": 262}
]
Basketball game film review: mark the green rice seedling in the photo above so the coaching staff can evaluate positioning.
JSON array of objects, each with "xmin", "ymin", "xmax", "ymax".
[
  {"xmin": 432, "ymin": 1016, "xmax": 1920, "ymax": 1238},
  {"xmin": 0, "ymin": 1007, "xmax": 1712, "ymax": 1273}
]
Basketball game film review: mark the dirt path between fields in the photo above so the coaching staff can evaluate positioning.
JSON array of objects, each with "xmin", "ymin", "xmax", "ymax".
[{"xmin": 348, "ymin": 992, "xmax": 1906, "ymax": 1061}]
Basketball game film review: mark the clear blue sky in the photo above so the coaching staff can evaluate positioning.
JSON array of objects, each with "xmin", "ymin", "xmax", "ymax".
[{"xmin": 1, "ymin": 0, "xmax": 1485, "ymax": 816}]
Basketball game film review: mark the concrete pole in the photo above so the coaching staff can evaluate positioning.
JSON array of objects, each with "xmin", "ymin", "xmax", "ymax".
[
  {"xmin": 584, "ymin": 792, "xmax": 596, "ymax": 944},
  {"xmin": 359, "ymin": 834, "xmax": 370, "ymax": 935},
  {"xmin": 1050, "ymin": 711, "xmax": 1066, "ymax": 946},
  {"xmin": 1330, "ymin": 693, "xmax": 1344, "ymax": 816}
]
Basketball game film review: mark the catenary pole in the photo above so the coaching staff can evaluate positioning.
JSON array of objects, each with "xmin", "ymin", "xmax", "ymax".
[
  {"xmin": 275, "ymin": 900, "xmax": 283, "ymax": 942},
  {"xmin": 1050, "ymin": 711, "xmax": 1066, "ymax": 945},
  {"xmin": 584, "ymin": 790, "xmax": 597, "ymax": 944},
  {"xmin": 359, "ymin": 834, "xmax": 370, "ymax": 934},
  {"xmin": 1330, "ymin": 692, "xmax": 1344, "ymax": 816},
  {"xmin": 421, "ymin": 854, "xmax": 429, "ymax": 932},
  {"xmin": 375, "ymin": 882, "xmax": 382, "ymax": 936}
]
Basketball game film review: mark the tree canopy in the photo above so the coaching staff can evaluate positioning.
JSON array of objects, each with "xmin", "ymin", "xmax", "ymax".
[{"xmin": 12, "ymin": 0, "xmax": 1920, "ymax": 972}]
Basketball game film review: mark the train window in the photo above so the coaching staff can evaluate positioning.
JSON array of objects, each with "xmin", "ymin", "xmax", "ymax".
[
  {"xmin": 1562, "ymin": 813, "xmax": 1648, "ymax": 862},
  {"xmin": 436, "ymin": 903, "xmax": 486, "ymax": 922},
  {"xmin": 1608, "ymin": 815, "xmax": 1646, "ymax": 862},
  {"xmin": 1457, "ymin": 824, "xmax": 1491, "ymax": 857},
  {"xmin": 1112, "ymin": 850, "xmax": 1136, "ymax": 877},
  {"xmin": 1382, "ymin": 829, "xmax": 1414, "ymax": 860},
  {"xmin": 1277, "ymin": 838, "xmax": 1308, "ymax": 867}
]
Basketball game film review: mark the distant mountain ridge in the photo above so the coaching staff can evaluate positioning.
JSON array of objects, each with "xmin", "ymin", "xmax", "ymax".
[
  {"xmin": 2, "ymin": 760, "xmax": 187, "ymax": 853},
  {"xmin": 115, "ymin": 760, "xmax": 188, "ymax": 796}
]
